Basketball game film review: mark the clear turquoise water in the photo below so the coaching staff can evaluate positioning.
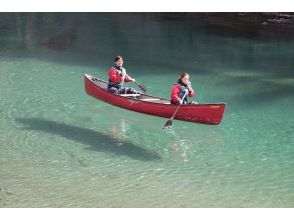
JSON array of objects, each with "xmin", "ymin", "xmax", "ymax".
[{"xmin": 0, "ymin": 13, "xmax": 294, "ymax": 207}]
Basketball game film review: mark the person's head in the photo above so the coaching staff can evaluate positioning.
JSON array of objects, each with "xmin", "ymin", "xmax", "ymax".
[
  {"xmin": 178, "ymin": 72, "xmax": 190, "ymax": 85},
  {"xmin": 114, "ymin": 55, "xmax": 123, "ymax": 67}
]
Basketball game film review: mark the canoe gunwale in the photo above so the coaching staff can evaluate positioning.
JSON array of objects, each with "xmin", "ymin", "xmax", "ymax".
[{"xmin": 85, "ymin": 74, "xmax": 226, "ymax": 107}]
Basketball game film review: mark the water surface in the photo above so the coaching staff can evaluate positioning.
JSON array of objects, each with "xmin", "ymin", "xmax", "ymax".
[{"xmin": 0, "ymin": 13, "xmax": 294, "ymax": 207}]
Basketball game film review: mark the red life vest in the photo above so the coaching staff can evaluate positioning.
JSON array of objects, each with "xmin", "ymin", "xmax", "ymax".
[
  {"xmin": 108, "ymin": 66, "xmax": 130, "ymax": 89},
  {"xmin": 171, "ymin": 81, "xmax": 195, "ymax": 104}
]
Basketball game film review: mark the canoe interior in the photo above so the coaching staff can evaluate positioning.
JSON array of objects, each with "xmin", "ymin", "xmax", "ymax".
[{"xmin": 90, "ymin": 76, "xmax": 171, "ymax": 104}]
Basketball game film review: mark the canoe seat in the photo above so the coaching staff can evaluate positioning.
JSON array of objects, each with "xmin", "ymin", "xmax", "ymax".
[
  {"xmin": 140, "ymin": 98, "xmax": 160, "ymax": 101},
  {"xmin": 119, "ymin": 94, "xmax": 141, "ymax": 97}
]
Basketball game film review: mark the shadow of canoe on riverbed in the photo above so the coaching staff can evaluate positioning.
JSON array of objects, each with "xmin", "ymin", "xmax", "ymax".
[{"xmin": 15, "ymin": 118, "xmax": 161, "ymax": 162}]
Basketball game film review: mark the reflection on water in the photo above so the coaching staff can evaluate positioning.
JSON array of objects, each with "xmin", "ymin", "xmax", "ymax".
[
  {"xmin": 164, "ymin": 127, "xmax": 225, "ymax": 162},
  {"xmin": 109, "ymin": 118, "xmax": 129, "ymax": 142},
  {"xmin": 165, "ymin": 129, "xmax": 191, "ymax": 162}
]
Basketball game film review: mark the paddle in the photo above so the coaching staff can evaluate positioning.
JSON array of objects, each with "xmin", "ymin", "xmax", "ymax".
[
  {"xmin": 121, "ymin": 68, "xmax": 147, "ymax": 94},
  {"xmin": 163, "ymin": 90, "xmax": 188, "ymax": 129},
  {"xmin": 124, "ymin": 73, "xmax": 147, "ymax": 94},
  {"xmin": 134, "ymin": 81, "xmax": 147, "ymax": 94}
]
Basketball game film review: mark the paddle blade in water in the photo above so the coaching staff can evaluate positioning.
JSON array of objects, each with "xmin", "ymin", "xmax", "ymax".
[{"xmin": 163, "ymin": 119, "xmax": 173, "ymax": 129}]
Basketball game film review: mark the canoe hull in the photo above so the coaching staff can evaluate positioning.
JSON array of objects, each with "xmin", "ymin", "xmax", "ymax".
[{"xmin": 84, "ymin": 74, "xmax": 226, "ymax": 125}]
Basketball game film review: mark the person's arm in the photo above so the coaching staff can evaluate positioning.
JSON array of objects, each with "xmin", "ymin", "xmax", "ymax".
[
  {"xmin": 108, "ymin": 68, "xmax": 121, "ymax": 83},
  {"xmin": 187, "ymin": 81, "xmax": 195, "ymax": 97},
  {"xmin": 171, "ymin": 85, "xmax": 182, "ymax": 103},
  {"xmin": 188, "ymin": 88, "xmax": 195, "ymax": 97},
  {"xmin": 124, "ymin": 75, "xmax": 131, "ymax": 82},
  {"xmin": 122, "ymin": 68, "xmax": 135, "ymax": 82}
]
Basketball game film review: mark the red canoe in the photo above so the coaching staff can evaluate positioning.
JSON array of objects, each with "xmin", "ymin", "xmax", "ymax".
[{"xmin": 84, "ymin": 74, "xmax": 226, "ymax": 125}]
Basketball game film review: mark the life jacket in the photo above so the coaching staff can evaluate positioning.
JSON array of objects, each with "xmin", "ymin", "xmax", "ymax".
[
  {"xmin": 175, "ymin": 82, "xmax": 188, "ymax": 103},
  {"xmin": 108, "ymin": 66, "xmax": 125, "ymax": 89}
]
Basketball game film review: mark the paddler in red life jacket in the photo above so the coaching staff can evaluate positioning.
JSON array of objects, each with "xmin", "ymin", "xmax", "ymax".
[
  {"xmin": 107, "ymin": 55, "xmax": 137, "ymax": 95},
  {"xmin": 171, "ymin": 72, "xmax": 197, "ymax": 105}
]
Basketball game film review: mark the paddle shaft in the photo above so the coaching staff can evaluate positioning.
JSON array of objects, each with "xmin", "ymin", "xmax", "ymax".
[
  {"xmin": 120, "ymin": 69, "xmax": 146, "ymax": 93},
  {"xmin": 169, "ymin": 90, "xmax": 189, "ymax": 120},
  {"xmin": 120, "ymin": 73, "xmax": 132, "ymax": 88},
  {"xmin": 120, "ymin": 68, "xmax": 127, "ymax": 87}
]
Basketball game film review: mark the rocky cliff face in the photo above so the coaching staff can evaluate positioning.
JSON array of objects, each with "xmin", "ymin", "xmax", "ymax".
[{"xmin": 143, "ymin": 12, "xmax": 294, "ymax": 41}]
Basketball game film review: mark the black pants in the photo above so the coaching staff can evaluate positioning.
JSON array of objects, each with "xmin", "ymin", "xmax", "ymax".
[{"xmin": 171, "ymin": 100, "xmax": 198, "ymax": 105}]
